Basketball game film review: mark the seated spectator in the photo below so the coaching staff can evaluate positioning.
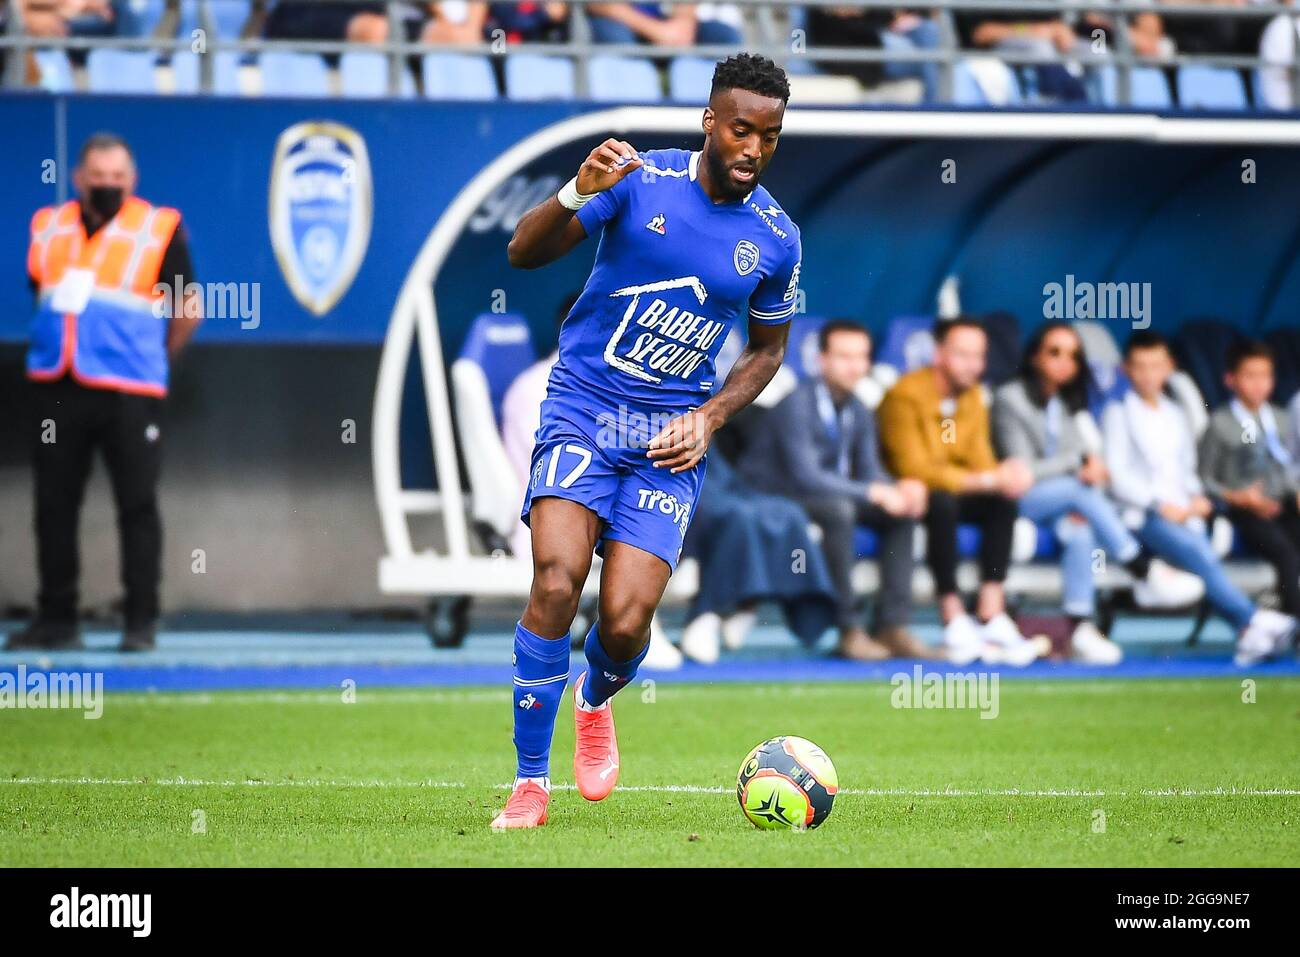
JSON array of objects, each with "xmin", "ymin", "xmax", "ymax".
[
  {"xmin": 486, "ymin": 2, "xmax": 569, "ymax": 43},
  {"xmin": 678, "ymin": 452, "xmax": 838, "ymax": 663},
  {"xmin": 804, "ymin": 6, "xmax": 941, "ymax": 97},
  {"xmin": 739, "ymin": 320, "xmax": 935, "ymax": 662},
  {"xmin": 264, "ymin": 2, "xmax": 438, "ymax": 45},
  {"xmin": 1103, "ymin": 331, "xmax": 1297, "ymax": 666},
  {"xmin": 1259, "ymin": 2, "xmax": 1300, "ymax": 109},
  {"xmin": 19, "ymin": 0, "xmax": 115, "ymax": 38},
  {"xmin": 956, "ymin": 4, "xmax": 1088, "ymax": 101},
  {"xmin": 586, "ymin": 3, "xmax": 744, "ymax": 47},
  {"xmin": 877, "ymin": 316, "xmax": 1043, "ymax": 666},
  {"xmin": 1198, "ymin": 340, "xmax": 1300, "ymax": 622},
  {"xmin": 1161, "ymin": 0, "xmax": 1248, "ymax": 58},
  {"xmin": 993, "ymin": 322, "xmax": 1202, "ymax": 665}
]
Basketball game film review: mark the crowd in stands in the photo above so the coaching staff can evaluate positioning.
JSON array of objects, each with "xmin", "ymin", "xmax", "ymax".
[
  {"xmin": 497, "ymin": 313, "xmax": 1300, "ymax": 670},
  {"xmin": 6, "ymin": 1, "xmax": 1300, "ymax": 109}
]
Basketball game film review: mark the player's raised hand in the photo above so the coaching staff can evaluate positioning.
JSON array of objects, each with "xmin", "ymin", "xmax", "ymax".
[
  {"xmin": 575, "ymin": 139, "xmax": 643, "ymax": 195},
  {"xmin": 647, "ymin": 411, "xmax": 715, "ymax": 473}
]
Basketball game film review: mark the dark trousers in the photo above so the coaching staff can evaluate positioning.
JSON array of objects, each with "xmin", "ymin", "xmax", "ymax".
[
  {"xmin": 31, "ymin": 377, "xmax": 164, "ymax": 627},
  {"xmin": 924, "ymin": 491, "xmax": 1017, "ymax": 597},
  {"xmin": 1228, "ymin": 497, "xmax": 1300, "ymax": 618},
  {"xmin": 796, "ymin": 495, "xmax": 915, "ymax": 630}
]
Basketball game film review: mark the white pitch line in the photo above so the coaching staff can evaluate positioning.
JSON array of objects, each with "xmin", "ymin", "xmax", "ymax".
[{"xmin": 2, "ymin": 777, "xmax": 1297, "ymax": 797}]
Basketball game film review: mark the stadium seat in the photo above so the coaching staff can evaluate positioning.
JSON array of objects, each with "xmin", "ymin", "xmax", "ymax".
[
  {"xmin": 177, "ymin": 1, "xmax": 250, "ymax": 42},
  {"xmin": 586, "ymin": 55, "xmax": 661, "ymax": 103},
  {"xmin": 171, "ymin": 50, "xmax": 242, "ymax": 95},
  {"xmin": 118, "ymin": 0, "xmax": 168, "ymax": 37},
  {"xmin": 504, "ymin": 54, "xmax": 575, "ymax": 100},
  {"xmin": 1096, "ymin": 65, "xmax": 1173, "ymax": 109},
  {"xmin": 669, "ymin": 56, "xmax": 715, "ymax": 102},
  {"xmin": 952, "ymin": 58, "xmax": 1021, "ymax": 106},
  {"xmin": 1073, "ymin": 319, "xmax": 1127, "ymax": 418},
  {"xmin": 450, "ymin": 313, "xmax": 537, "ymax": 539},
  {"xmin": 980, "ymin": 310, "xmax": 1021, "ymax": 385},
  {"xmin": 1171, "ymin": 318, "xmax": 1246, "ymax": 409},
  {"xmin": 33, "ymin": 50, "xmax": 74, "ymax": 92},
  {"xmin": 1177, "ymin": 65, "xmax": 1248, "ymax": 111},
  {"xmin": 86, "ymin": 49, "xmax": 158, "ymax": 94},
  {"xmin": 341, "ymin": 51, "xmax": 415, "ymax": 98},
  {"xmin": 259, "ymin": 51, "xmax": 330, "ymax": 97},
  {"xmin": 874, "ymin": 315, "xmax": 934, "ymax": 384},
  {"xmin": 422, "ymin": 53, "xmax": 497, "ymax": 100},
  {"xmin": 784, "ymin": 315, "xmax": 830, "ymax": 380},
  {"xmin": 1264, "ymin": 328, "xmax": 1300, "ymax": 403}
]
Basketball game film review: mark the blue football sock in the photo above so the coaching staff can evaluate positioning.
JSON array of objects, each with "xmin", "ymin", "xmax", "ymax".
[
  {"xmin": 580, "ymin": 621, "xmax": 649, "ymax": 709},
  {"xmin": 512, "ymin": 622, "xmax": 571, "ymax": 779}
]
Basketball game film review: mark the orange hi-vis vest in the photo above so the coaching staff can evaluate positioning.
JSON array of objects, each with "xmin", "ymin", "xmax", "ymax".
[{"xmin": 27, "ymin": 196, "xmax": 181, "ymax": 397}]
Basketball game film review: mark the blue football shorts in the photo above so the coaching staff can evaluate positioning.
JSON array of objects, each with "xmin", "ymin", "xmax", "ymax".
[{"xmin": 520, "ymin": 380, "xmax": 707, "ymax": 571}]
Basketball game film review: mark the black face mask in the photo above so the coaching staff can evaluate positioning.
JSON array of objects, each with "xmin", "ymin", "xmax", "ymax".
[{"xmin": 84, "ymin": 186, "xmax": 124, "ymax": 221}]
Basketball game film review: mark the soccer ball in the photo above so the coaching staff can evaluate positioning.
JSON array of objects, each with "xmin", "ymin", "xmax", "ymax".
[{"xmin": 736, "ymin": 736, "xmax": 838, "ymax": 831}]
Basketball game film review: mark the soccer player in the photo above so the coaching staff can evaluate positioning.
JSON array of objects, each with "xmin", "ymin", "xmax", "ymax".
[{"xmin": 491, "ymin": 53, "xmax": 801, "ymax": 828}]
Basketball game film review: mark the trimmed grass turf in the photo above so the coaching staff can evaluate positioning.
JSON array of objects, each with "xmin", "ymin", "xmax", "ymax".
[{"xmin": 1, "ymin": 677, "xmax": 1297, "ymax": 866}]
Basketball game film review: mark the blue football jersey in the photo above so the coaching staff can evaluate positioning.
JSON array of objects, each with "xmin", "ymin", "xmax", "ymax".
[{"xmin": 552, "ymin": 147, "xmax": 802, "ymax": 410}]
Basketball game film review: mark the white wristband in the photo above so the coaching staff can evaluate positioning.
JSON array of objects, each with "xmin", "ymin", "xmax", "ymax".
[{"xmin": 557, "ymin": 176, "xmax": 595, "ymax": 211}]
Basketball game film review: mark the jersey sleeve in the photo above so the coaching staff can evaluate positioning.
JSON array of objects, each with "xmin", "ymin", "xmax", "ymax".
[
  {"xmin": 575, "ymin": 169, "xmax": 634, "ymax": 235},
  {"xmin": 748, "ymin": 233, "xmax": 802, "ymax": 325}
]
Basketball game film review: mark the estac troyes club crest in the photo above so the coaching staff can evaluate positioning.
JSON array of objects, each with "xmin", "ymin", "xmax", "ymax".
[{"xmin": 268, "ymin": 121, "xmax": 373, "ymax": 316}]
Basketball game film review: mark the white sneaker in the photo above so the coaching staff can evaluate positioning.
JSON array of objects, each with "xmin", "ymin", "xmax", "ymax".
[
  {"xmin": 1235, "ymin": 610, "xmax": 1298, "ymax": 667},
  {"xmin": 1070, "ymin": 620, "xmax": 1123, "ymax": 665},
  {"xmin": 721, "ymin": 609, "xmax": 757, "ymax": 652},
  {"xmin": 942, "ymin": 614, "xmax": 984, "ymax": 666},
  {"xmin": 979, "ymin": 613, "xmax": 1042, "ymax": 667},
  {"xmin": 679, "ymin": 612, "xmax": 721, "ymax": 665},
  {"xmin": 1133, "ymin": 559, "xmax": 1204, "ymax": 609},
  {"xmin": 642, "ymin": 615, "xmax": 683, "ymax": 670}
]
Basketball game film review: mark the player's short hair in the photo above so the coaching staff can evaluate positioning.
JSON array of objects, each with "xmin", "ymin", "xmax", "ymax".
[
  {"xmin": 818, "ymin": 319, "xmax": 871, "ymax": 353},
  {"xmin": 1226, "ymin": 338, "xmax": 1273, "ymax": 372},
  {"xmin": 711, "ymin": 53, "xmax": 790, "ymax": 104},
  {"xmin": 933, "ymin": 315, "xmax": 985, "ymax": 343},
  {"xmin": 1123, "ymin": 329, "xmax": 1171, "ymax": 358},
  {"xmin": 78, "ymin": 131, "xmax": 134, "ymax": 167}
]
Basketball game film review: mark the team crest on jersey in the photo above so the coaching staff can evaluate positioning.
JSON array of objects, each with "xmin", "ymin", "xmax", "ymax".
[
  {"xmin": 645, "ymin": 213, "xmax": 667, "ymax": 235},
  {"xmin": 733, "ymin": 240, "xmax": 760, "ymax": 277}
]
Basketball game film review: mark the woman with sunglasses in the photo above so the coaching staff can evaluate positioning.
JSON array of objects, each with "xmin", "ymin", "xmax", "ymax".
[{"xmin": 992, "ymin": 322, "xmax": 1201, "ymax": 663}]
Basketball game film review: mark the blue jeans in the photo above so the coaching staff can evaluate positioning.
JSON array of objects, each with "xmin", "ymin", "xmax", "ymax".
[
  {"xmin": 882, "ymin": 19, "xmax": 940, "ymax": 102},
  {"xmin": 1020, "ymin": 477, "xmax": 1141, "ymax": 617},
  {"xmin": 1137, "ymin": 513, "xmax": 1256, "ymax": 629},
  {"xmin": 589, "ymin": 16, "xmax": 743, "ymax": 46}
]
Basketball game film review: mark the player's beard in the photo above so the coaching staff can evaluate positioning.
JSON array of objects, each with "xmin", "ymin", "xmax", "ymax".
[{"xmin": 703, "ymin": 142, "xmax": 757, "ymax": 202}]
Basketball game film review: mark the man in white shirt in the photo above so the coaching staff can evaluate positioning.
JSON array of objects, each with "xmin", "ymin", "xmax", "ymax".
[{"xmin": 1102, "ymin": 331, "xmax": 1296, "ymax": 666}]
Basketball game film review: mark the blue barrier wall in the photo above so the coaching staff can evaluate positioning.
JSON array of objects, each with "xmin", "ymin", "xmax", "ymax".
[{"xmin": 2, "ymin": 93, "xmax": 1298, "ymax": 358}]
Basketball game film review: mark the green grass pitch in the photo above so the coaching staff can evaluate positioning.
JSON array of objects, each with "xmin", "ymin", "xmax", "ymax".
[{"xmin": 1, "ymin": 678, "xmax": 1297, "ymax": 866}]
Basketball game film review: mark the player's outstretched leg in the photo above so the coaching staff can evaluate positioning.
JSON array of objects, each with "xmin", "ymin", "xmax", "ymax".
[
  {"xmin": 574, "ymin": 541, "xmax": 672, "ymax": 802},
  {"xmin": 493, "ymin": 498, "xmax": 598, "ymax": 830}
]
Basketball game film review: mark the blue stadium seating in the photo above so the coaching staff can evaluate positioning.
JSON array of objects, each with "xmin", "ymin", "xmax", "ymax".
[
  {"xmin": 1177, "ymin": 65, "xmax": 1248, "ymax": 111},
  {"xmin": 586, "ymin": 55, "xmax": 661, "ymax": 103},
  {"xmin": 33, "ymin": 50, "xmax": 74, "ymax": 93},
  {"xmin": 1172, "ymin": 318, "xmax": 1246, "ymax": 408},
  {"xmin": 784, "ymin": 315, "xmax": 830, "ymax": 379},
  {"xmin": 118, "ymin": 0, "xmax": 168, "ymax": 37},
  {"xmin": 952, "ymin": 59, "xmax": 1022, "ymax": 106},
  {"xmin": 876, "ymin": 315, "xmax": 935, "ymax": 376},
  {"xmin": 340, "ymin": 51, "xmax": 415, "ymax": 98},
  {"xmin": 1265, "ymin": 328, "xmax": 1300, "ymax": 404},
  {"xmin": 177, "ymin": 1, "xmax": 250, "ymax": 42},
  {"xmin": 505, "ymin": 54, "xmax": 575, "ymax": 100},
  {"xmin": 258, "ymin": 51, "xmax": 330, "ymax": 97},
  {"xmin": 86, "ymin": 49, "xmax": 157, "ymax": 94},
  {"xmin": 422, "ymin": 53, "xmax": 497, "ymax": 100},
  {"xmin": 457, "ymin": 313, "xmax": 536, "ymax": 426},
  {"xmin": 669, "ymin": 56, "xmax": 715, "ymax": 102},
  {"xmin": 1096, "ymin": 65, "xmax": 1173, "ymax": 109},
  {"xmin": 171, "ymin": 49, "xmax": 241, "ymax": 95}
]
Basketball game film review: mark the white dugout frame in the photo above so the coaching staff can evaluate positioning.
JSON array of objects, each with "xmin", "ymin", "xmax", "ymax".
[{"xmin": 373, "ymin": 106, "xmax": 1300, "ymax": 598}]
